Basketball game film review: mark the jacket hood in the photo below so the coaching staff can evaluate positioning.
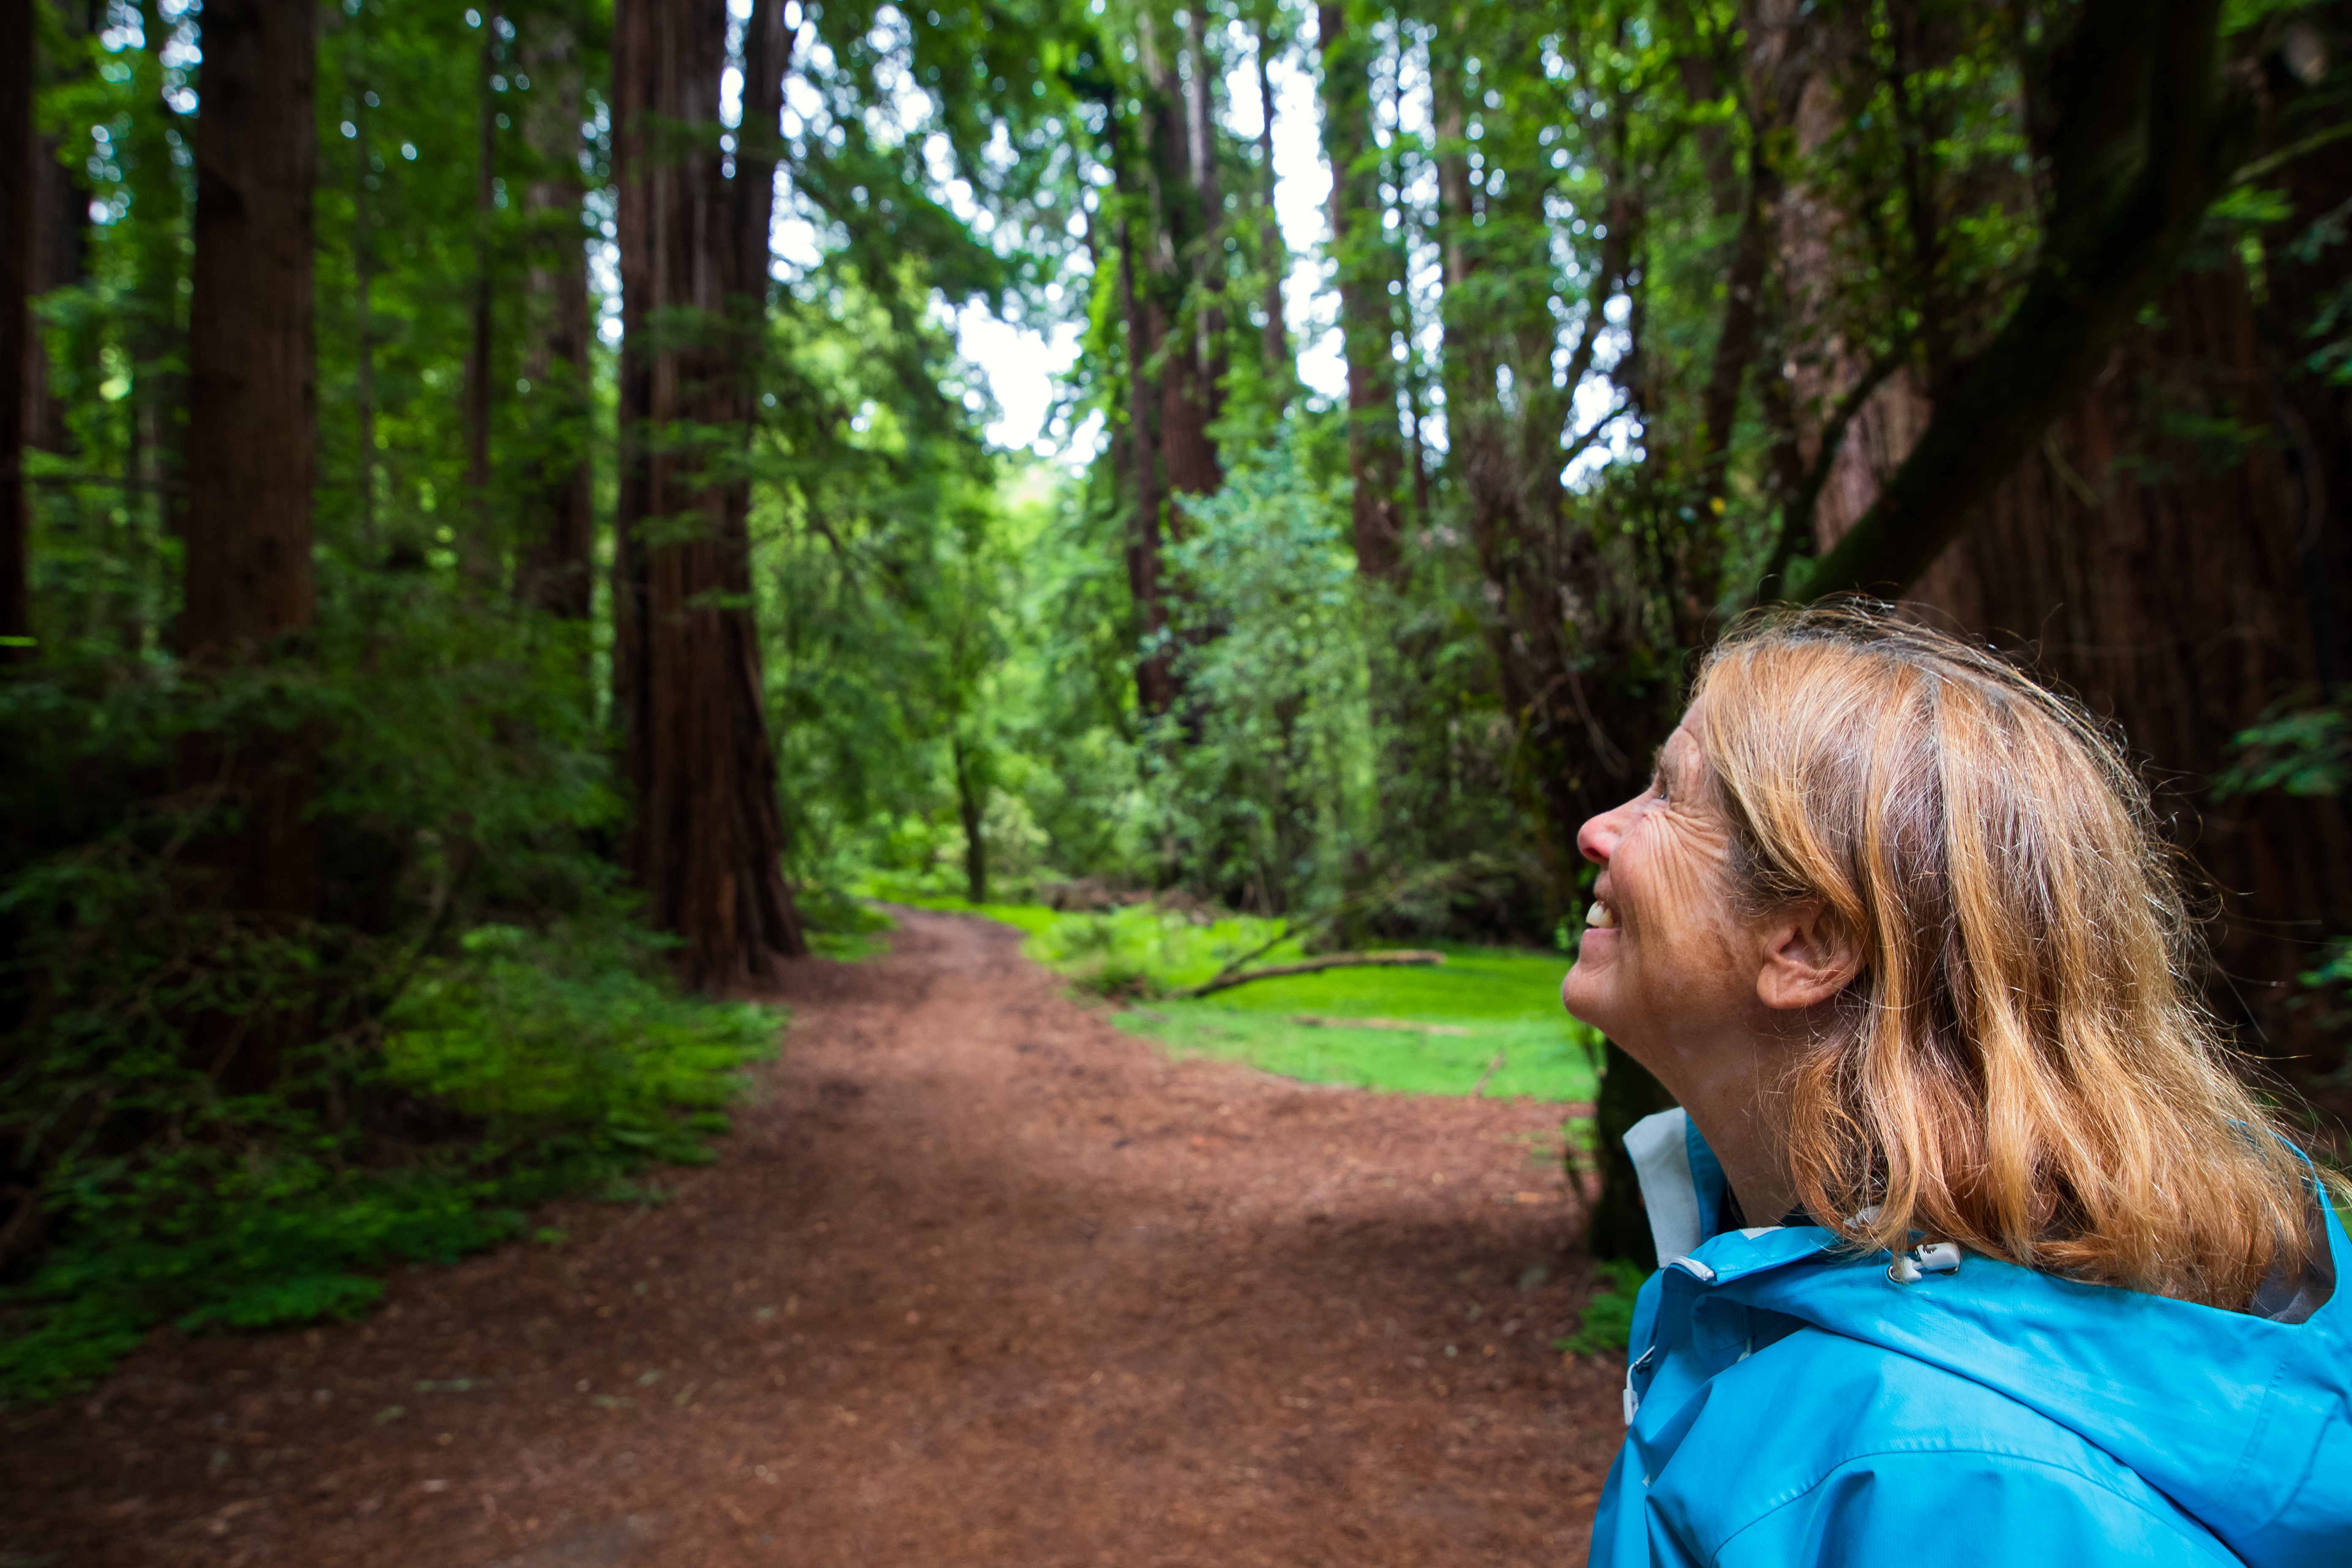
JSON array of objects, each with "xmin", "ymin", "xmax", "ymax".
[{"xmin": 1625, "ymin": 1108, "xmax": 2352, "ymax": 1568}]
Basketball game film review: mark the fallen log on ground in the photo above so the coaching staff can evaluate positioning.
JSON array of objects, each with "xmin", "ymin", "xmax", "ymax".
[
  {"xmin": 1290, "ymin": 1014, "xmax": 1471, "ymax": 1037},
  {"xmin": 1178, "ymin": 950, "xmax": 1446, "ymax": 999}
]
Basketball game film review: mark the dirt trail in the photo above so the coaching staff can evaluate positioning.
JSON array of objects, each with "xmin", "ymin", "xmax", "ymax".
[{"xmin": 5, "ymin": 911, "xmax": 1628, "ymax": 1567}]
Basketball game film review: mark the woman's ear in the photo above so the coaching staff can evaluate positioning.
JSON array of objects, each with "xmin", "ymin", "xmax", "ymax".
[{"xmin": 1756, "ymin": 901, "xmax": 1864, "ymax": 1011}]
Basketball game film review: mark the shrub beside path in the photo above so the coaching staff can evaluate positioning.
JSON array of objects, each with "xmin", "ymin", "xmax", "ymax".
[{"xmin": 5, "ymin": 911, "xmax": 1628, "ymax": 1567}]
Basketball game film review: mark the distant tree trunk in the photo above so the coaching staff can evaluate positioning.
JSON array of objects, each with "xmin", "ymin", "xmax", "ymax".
[
  {"xmin": 1251, "ymin": 14, "xmax": 1288, "ymax": 391},
  {"xmin": 611, "ymin": 0, "xmax": 807, "ymax": 990},
  {"xmin": 953, "ymin": 732, "xmax": 988, "ymax": 904},
  {"xmin": 25, "ymin": 0, "xmax": 88, "ymax": 458},
  {"xmin": 1116, "ymin": 211, "xmax": 1176, "ymax": 719},
  {"xmin": 179, "ymin": 0, "xmax": 319, "ymax": 1094},
  {"xmin": 1318, "ymin": 0, "xmax": 1403, "ymax": 583},
  {"xmin": 1136, "ymin": 13, "xmax": 1219, "ymax": 504},
  {"xmin": 464, "ymin": 19, "xmax": 498, "ymax": 569},
  {"xmin": 1589, "ymin": 1038, "xmax": 1678, "ymax": 1258},
  {"xmin": 1, "ymin": 0, "xmax": 30, "ymax": 664},
  {"xmin": 514, "ymin": 9, "xmax": 593, "ymax": 621},
  {"xmin": 350, "ymin": 44, "xmax": 378, "ymax": 558}
]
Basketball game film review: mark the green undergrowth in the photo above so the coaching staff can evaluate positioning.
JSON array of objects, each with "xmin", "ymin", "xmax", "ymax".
[
  {"xmin": 797, "ymin": 883, "xmax": 899, "ymax": 962},
  {"xmin": 863, "ymin": 881, "xmax": 1597, "ymax": 1101},
  {"xmin": 0, "ymin": 922, "xmax": 783, "ymax": 1408},
  {"xmin": 1555, "ymin": 1259, "xmax": 1650, "ymax": 1357}
]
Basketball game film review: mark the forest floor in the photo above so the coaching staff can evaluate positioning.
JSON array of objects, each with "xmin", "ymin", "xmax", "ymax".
[{"xmin": 2, "ymin": 909, "xmax": 1629, "ymax": 1568}]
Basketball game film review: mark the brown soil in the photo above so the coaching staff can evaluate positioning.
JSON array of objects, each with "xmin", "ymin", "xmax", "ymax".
[{"xmin": 3, "ymin": 910, "xmax": 1628, "ymax": 1568}]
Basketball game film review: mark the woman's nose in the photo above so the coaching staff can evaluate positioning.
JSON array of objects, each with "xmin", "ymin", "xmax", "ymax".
[{"xmin": 1578, "ymin": 804, "xmax": 1626, "ymax": 866}]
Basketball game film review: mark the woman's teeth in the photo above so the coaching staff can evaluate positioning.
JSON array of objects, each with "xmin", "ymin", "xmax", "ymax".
[{"xmin": 1584, "ymin": 902, "xmax": 1617, "ymax": 929}]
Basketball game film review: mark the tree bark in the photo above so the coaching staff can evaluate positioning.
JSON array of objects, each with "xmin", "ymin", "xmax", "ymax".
[
  {"xmin": 953, "ymin": 731, "xmax": 987, "ymax": 904},
  {"xmin": 1251, "ymin": 14, "xmax": 1288, "ymax": 389},
  {"xmin": 1590, "ymin": 1037, "xmax": 1678, "ymax": 1260},
  {"xmin": 464, "ymin": 19, "xmax": 498, "ymax": 566},
  {"xmin": 1897, "ymin": 256, "xmax": 2352, "ymax": 1064},
  {"xmin": 514, "ymin": 8, "xmax": 593, "ymax": 621},
  {"xmin": 177, "ymin": 0, "xmax": 319, "ymax": 1099},
  {"xmin": 1116, "ymin": 212, "xmax": 1176, "ymax": 719},
  {"xmin": 1792, "ymin": 0, "xmax": 2236, "ymax": 601},
  {"xmin": 1, "ymin": 0, "xmax": 30, "ymax": 664},
  {"xmin": 611, "ymin": 0, "xmax": 807, "ymax": 991},
  {"xmin": 1318, "ymin": 0, "xmax": 1404, "ymax": 583},
  {"xmin": 184, "ymin": 0, "xmax": 317, "ymax": 680},
  {"xmin": 1136, "ymin": 13, "xmax": 1219, "ymax": 504},
  {"xmin": 25, "ymin": 0, "xmax": 88, "ymax": 458},
  {"xmin": 350, "ymin": 37, "xmax": 378, "ymax": 558}
]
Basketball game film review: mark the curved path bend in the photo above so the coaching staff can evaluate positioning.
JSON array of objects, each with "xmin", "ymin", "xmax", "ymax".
[{"xmin": 5, "ymin": 910, "xmax": 1625, "ymax": 1568}]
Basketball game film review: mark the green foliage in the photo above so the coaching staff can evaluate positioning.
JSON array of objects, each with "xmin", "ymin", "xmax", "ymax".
[
  {"xmin": 0, "ymin": 911, "xmax": 779, "ymax": 1407},
  {"xmin": 1152, "ymin": 436, "xmax": 1375, "ymax": 911},
  {"xmin": 2216, "ymin": 692, "xmax": 2352, "ymax": 1071},
  {"xmin": 1555, "ymin": 1259, "xmax": 1650, "ymax": 1358},
  {"xmin": 2215, "ymin": 694, "xmax": 2352, "ymax": 799},
  {"xmin": 384, "ymin": 923, "xmax": 780, "ymax": 1153}
]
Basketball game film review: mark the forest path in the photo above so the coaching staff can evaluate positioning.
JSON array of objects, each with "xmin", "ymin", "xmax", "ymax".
[{"xmin": 7, "ymin": 910, "xmax": 1628, "ymax": 1568}]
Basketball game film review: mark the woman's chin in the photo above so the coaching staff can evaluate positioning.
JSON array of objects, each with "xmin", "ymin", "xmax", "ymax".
[{"xmin": 1560, "ymin": 957, "xmax": 1613, "ymax": 1031}]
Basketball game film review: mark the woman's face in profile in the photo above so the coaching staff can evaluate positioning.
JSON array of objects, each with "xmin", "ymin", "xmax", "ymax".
[{"xmin": 1560, "ymin": 702, "xmax": 1757, "ymax": 1068}]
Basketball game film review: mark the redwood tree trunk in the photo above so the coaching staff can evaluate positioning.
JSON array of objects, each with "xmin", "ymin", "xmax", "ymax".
[
  {"xmin": 1318, "ymin": 0, "xmax": 1404, "ymax": 583},
  {"xmin": 1, "ymin": 0, "xmax": 30, "ymax": 664},
  {"xmin": 464, "ymin": 21, "xmax": 498, "ymax": 566},
  {"xmin": 179, "ymin": 0, "xmax": 319, "ymax": 1099},
  {"xmin": 1902, "ymin": 255, "xmax": 2352, "ymax": 1062},
  {"xmin": 25, "ymin": 0, "xmax": 87, "ymax": 458},
  {"xmin": 1251, "ymin": 14, "xmax": 1287, "ymax": 389},
  {"xmin": 611, "ymin": 0, "xmax": 806, "ymax": 990},
  {"xmin": 1137, "ymin": 14, "xmax": 1219, "ymax": 504},
  {"xmin": 514, "ymin": 9, "xmax": 593, "ymax": 621},
  {"xmin": 1116, "ymin": 214, "xmax": 1176, "ymax": 719}
]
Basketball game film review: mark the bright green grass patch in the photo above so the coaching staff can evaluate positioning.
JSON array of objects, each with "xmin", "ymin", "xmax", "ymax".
[
  {"xmin": 1116, "ymin": 942, "xmax": 1597, "ymax": 1102},
  {"xmin": 863, "ymin": 882, "xmax": 1597, "ymax": 1102}
]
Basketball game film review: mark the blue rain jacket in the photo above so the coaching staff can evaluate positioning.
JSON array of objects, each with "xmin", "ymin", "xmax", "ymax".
[{"xmin": 1589, "ymin": 1109, "xmax": 2352, "ymax": 1568}]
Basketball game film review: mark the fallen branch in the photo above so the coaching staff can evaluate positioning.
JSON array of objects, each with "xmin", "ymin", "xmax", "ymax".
[
  {"xmin": 1471, "ymin": 1051, "xmax": 1508, "ymax": 1098},
  {"xmin": 1180, "ymin": 950, "xmax": 1445, "ymax": 999},
  {"xmin": 1290, "ymin": 1014, "xmax": 1472, "ymax": 1037}
]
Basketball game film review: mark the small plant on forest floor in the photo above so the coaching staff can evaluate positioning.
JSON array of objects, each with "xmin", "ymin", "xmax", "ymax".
[{"xmin": 1554, "ymin": 1260, "xmax": 1650, "ymax": 1358}]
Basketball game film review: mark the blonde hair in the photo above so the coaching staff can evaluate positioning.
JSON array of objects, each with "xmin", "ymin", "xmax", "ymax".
[{"xmin": 1692, "ymin": 600, "xmax": 2317, "ymax": 1310}]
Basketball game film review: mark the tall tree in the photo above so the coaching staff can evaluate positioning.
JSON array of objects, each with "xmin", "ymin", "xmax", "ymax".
[
  {"xmin": 611, "ymin": 0, "xmax": 807, "ymax": 990},
  {"xmin": 514, "ymin": 3, "xmax": 594, "ymax": 621},
  {"xmin": 1318, "ymin": 0, "xmax": 1404, "ymax": 582},
  {"xmin": 1116, "ymin": 204, "xmax": 1178, "ymax": 718},
  {"xmin": 464, "ymin": 11, "xmax": 500, "ymax": 566},
  {"xmin": 1, "ymin": 0, "xmax": 30, "ymax": 664},
  {"xmin": 183, "ymin": 0, "xmax": 318, "ymax": 689},
  {"xmin": 24, "ymin": 0, "xmax": 88, "ymax": 458},
  {"xmin": 177, "ymin": 0, "xmax": 319, "ymax": 1097},
  {"xmin": 1250, "ymin": 10, "xmax": 1289, "ymax": 390},
  {"xmin": 1136, "ymin": 10, "xmax": 1220, "ymax": 503}
]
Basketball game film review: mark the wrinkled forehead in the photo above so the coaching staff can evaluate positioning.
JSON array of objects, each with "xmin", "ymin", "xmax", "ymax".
[{"xmin": 1662, "ymin": 698, "xmax": 1710, "ymax": 770}]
